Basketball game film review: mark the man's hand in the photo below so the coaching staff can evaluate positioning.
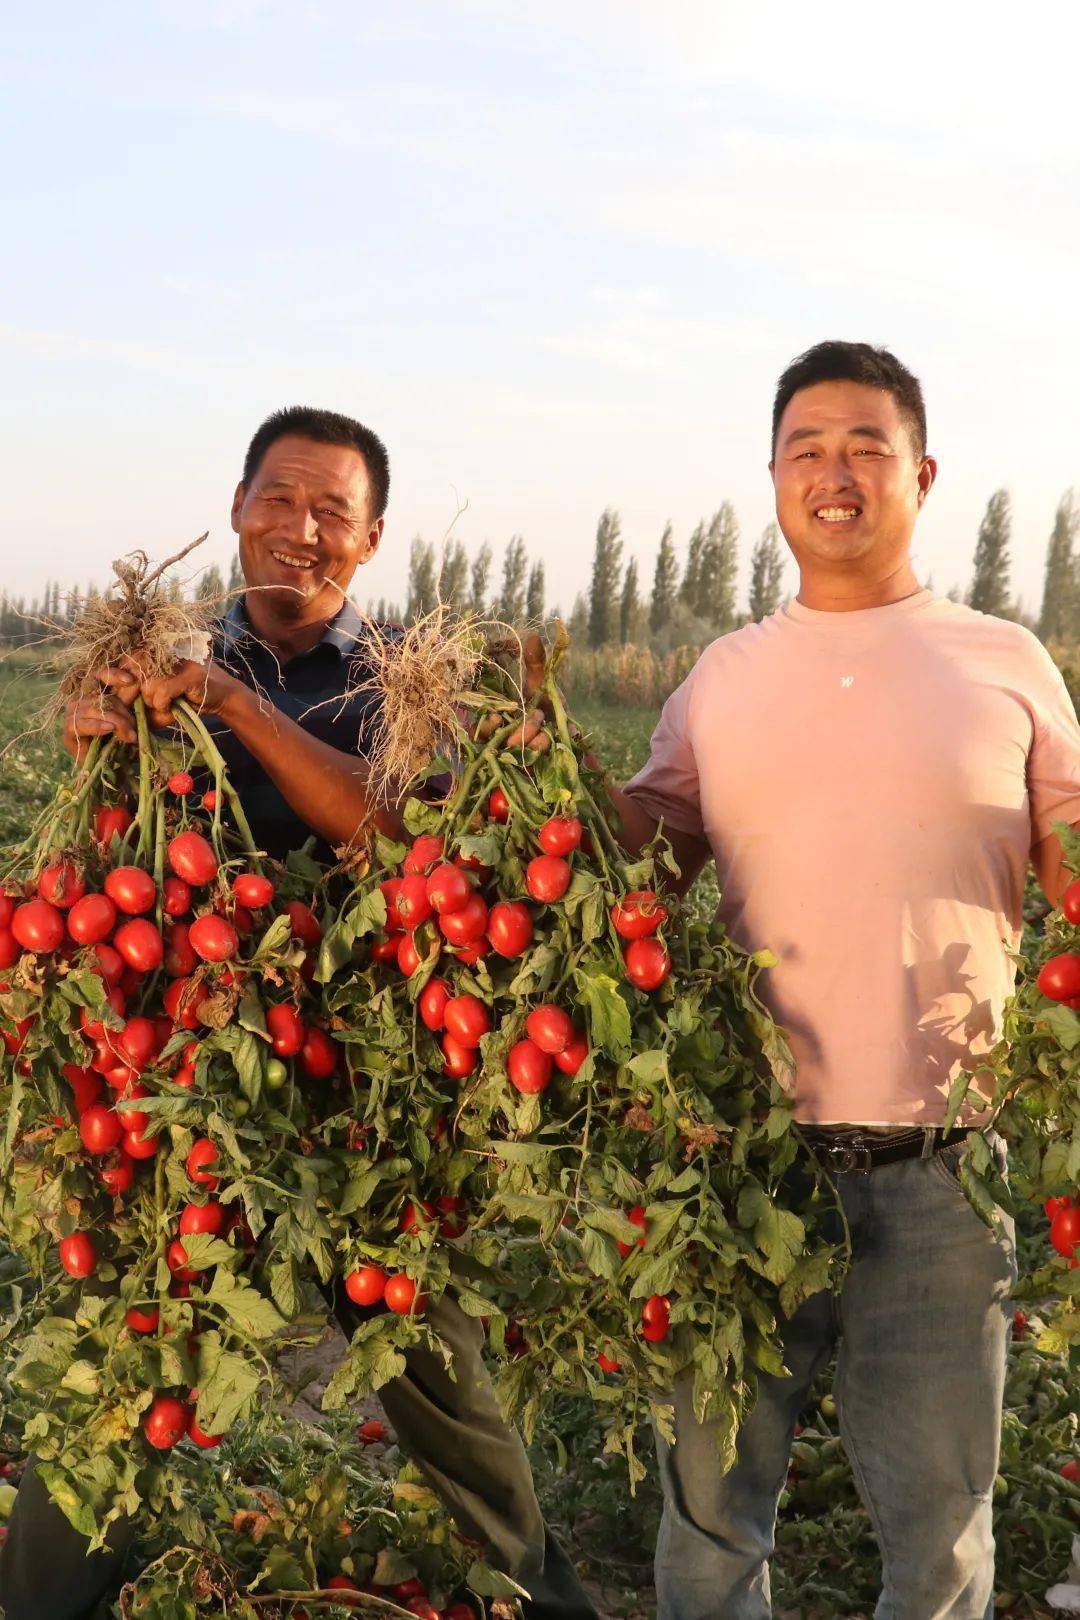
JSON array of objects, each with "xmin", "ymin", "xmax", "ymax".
[{"xmin": 62, "ymin": 656, "xmax": 243, "ymax": 761}]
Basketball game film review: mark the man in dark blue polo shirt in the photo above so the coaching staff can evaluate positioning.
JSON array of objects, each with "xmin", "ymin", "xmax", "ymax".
[{"xmin": 6, "ymin": 407, "xmax": 595, "ymax": 1620}]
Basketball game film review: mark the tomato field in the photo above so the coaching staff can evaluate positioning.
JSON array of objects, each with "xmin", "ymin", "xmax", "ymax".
[{"xmin": 0, "ymin": 655, "xmax": 1079, "ymax": 1620}]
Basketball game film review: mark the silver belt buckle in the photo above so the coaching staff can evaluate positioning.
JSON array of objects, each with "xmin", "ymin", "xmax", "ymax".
[{"xmin": 823, "ymin": 1133, "xmax": 873, "ymax": 1175}]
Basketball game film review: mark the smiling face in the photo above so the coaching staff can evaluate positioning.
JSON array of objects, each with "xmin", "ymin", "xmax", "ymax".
[
  {"xmin": 771, "ymin": 380, "xmax": 935, "ymax": 585},
  {"xmin": 231, "ymin": 435, "xmax": 383, "ymax": 625}
]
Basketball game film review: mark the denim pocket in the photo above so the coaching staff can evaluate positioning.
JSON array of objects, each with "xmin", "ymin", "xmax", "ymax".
[{"xmin": 930, "ymin": 1141, "xmax": 966, "ymax": 1190}]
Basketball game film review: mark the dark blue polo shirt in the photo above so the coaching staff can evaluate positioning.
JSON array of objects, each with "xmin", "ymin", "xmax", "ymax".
[{"xmin": 205, "ymin": 597, "xmax": 386, "ymax": 862}]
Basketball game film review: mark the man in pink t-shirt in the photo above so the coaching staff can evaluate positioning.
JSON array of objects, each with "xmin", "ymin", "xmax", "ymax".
[{"xmin": 611, "ymin": 342, "xmax": 1080, "ymax": 1619}]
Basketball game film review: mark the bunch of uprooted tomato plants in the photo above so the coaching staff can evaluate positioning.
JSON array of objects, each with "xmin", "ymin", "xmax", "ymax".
[{"xmin": 0, "ymin": 590, "xmax": 844, "ymax": 1615}]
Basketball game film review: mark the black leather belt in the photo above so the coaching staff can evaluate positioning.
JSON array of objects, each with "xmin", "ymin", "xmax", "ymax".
[{"xmin": 799, "ymin": 1125, "xmax": 970, "ymax": 1175}]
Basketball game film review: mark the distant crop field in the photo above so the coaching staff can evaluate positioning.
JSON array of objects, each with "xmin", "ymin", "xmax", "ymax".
[{"xmin": 0, "ymin": 657, "xmax": 64, "ymax": 849}]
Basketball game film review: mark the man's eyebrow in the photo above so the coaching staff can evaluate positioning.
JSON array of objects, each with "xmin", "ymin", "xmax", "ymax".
[{"xmin": 782, "ymin": 423, "xmax": 893, "ymax": 448}]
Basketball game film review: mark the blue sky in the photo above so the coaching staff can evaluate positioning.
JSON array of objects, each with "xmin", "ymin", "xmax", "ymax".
[{"xmin": 3, "ymin": 1, "xmax": 1078, "ymax": 617}]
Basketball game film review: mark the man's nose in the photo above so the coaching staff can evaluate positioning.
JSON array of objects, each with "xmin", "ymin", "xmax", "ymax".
[
  {"xmin": 277, "ymin": 505, "xmax": 318, "ymax": 545},
  {"xmin": 815, "ymin": 454, "xmax": 858, "ymax": 492}
]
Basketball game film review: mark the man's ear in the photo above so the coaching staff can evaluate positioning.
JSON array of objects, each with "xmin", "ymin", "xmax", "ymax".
[
  {"xmin": 230, "ymin": 483, "xmax": 245, "ymax": 535},
  {"xmin": 916, "ymin": 456, "xmax": 938, "ymax": 508},
  {"xmin": 360, "ymin": 516, "xmax": 385, "ymax": 564}
]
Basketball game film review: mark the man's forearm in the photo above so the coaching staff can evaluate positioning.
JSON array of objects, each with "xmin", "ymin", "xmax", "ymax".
[
  {"xmin": 608, "ymin": 783, "xmax": 711, "ymax": 897},
  {"xmin": 218, "ymin": 684, "xmax": 405, "ymax": 848}
]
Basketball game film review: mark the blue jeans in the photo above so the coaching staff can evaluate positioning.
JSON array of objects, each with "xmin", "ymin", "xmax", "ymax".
[{"xmin": 653, "ymin": 1137, "xmax": 1017, "ymax": 1620}]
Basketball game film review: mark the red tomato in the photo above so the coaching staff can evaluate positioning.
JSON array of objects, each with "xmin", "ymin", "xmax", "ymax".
[
  {"xmin": 370, "ymin": 933, "xmax": 400, "ymax": 964},
  {"xmin": 487, "ymin": 901, "xmax": 533, "ymax": 958},
  {"xmin": 285, "ymin": 900, "xmax": 322, "ymax": 946},
  {"xmin": 163, "ymin": 976, "xmax": 203, "ymax": 1030},
  {"xmin": 60, "ymin": 1232, "xmax": 96, "ymax": 1278},
  {"xmin": 404, "ymin": 833, "xmax": 445, "ymax": 874},
  {"xmin": 104, "ymin": 866, "xmax": 157, "ymax": 916},
  {"xmin": 345, "ymin": 1265, "xmax": 387, "ymax": 1307},
  {"xmin": 123, "ymin": 1128, "xmax": 160, "ymax": 1160},
  {"xmin": 81, "ymin": 987, "xmax": 126, "ymax": 1042},
  {"xmin": 88, "ymin": 942, "xmax": 124, "ymax": 987},
  {"xmin": 508, "ymin": 1039, "xmax": 553, "ymax": 1094},
  {"xmin": 115, "ymin": 1082, "xmax": 150, "ymax": 1135},
  {"xmin": 167, "ymin": 831, "xmax": 218, "ymax": 887},
  {"xmin": 405, "ymin": 1602, "xmax": 439, "ymax": 1620},
  {"xmin": 166, "ymin": 1239, "xmax": 199, "ymax": 1280},
  {"xmin": 1051, "ymin": 1206, "xmax": 1080, "ymax": 1258},
  {"xmin": 164, "ymin": 922, "xmax": 197, "ymax": 977},
  {"xmin": 63, "ymin": 1063, "xmax": 102, "ymax": 1114},
  {"xmin": 300, "ymin": 1026, "xmax": 338, "ymax": 1079},
  {"xmin": 233, "ymin": 872, "xmax": 275, "ymax": 908},
  {"xmin": 12, "ymin": 898, "xmax": 64, "ymax": 954},
  {"xmin": 79, "ymin": 1104, "xmax": 123, "ymax": 1155},
  {"xmin": 179, "ymin": 1199, "xmax": 224, "ymax": 1237},
  {"xmin": 1062, "ymin": 1459, "xmax": 1080, "ymax": 1482},
  {"xmin": 396, "ymin": 932, "xmax": 422, "ymax": 976},
  {"xmin": 554, "ymin": 1032, "xmax": 589, "ymax": 1075},
  {"xmin": 162, "ymin": 876, "xmax": 192, "ymax": 919},
  {"xmin": 186, "ymin": 1139, "xmax": 220, "ymax": 1188},
  {"xmin": 454, "ymin": 937, "xmax": 490, "ymax": 966},
  {"xmin": 266, "ymin": 1003, "xmax": 305, "ymax": 1057},
  {"xmin": 38, "ymin": 860, "xmax": 85, "ymax": 910},
  {"xmin": 425, "ymin": 863, "xmax": 471, "ymax": 915},
  {"xmin": 596, "ymin": 1349, "xmax": 622, "ymax": 1374},
  {"xmin": 616, "ymin": 1206, "xmax": 647, "ymax": 1257},
  {"xmin": 0, "ymin": 926, "xmax": 20, "ymax": 970},
  {"xmin": 325, "ymin": 1576, "xmax": 361, "ymax": 1603},
  {"xmin": 487, "ymin": 788, "xmax": 510, "ymax": 822},
  {"xmin": 1046, "ymin": 1195, "xmax": 1074, "ymax": 1220},
  {"xmin": 439, "ymin": 892, "xmax": 488, "ymax": 946},
  {"xmin": 624, "ymin": 937, "xmax": 671, "ymax": 991},
  {"xmin": 394, "ymin": 874, "xmax": 434, "ymax": 930},
  {"xmin": 228, "ymin": 902, "xmax": 254, "ymax": 936},
  {"xmin": 442, "ymin": 1032, "xmax": 479, "ymax": 1078},
  {"xmin": 1038, "ymin": 954, "xmax": 1080, "ymax": 1002},
  {"xmin": 400, "ymin": 1198, "xmax": 435, "ymax": 1234},
  {"xmin": 436, "ymin": 1194, "xmax": 468, "ymax": 1239},
  {"xmin": 525, "ymin": 1004, "xmax": 574, "ymax": 1055},
  {"xmin": 356, "ymin": 1417, "xmax": 388, "ymax": 1444},
  {"xmin": 443, "ymin": 994, "xmax": 491, "ymax": 1049},
  {"xmin": 167, "ymin": 771, "xmax": 194, "ymax": 795},
  {"xmin": 66, "ymin": 892, "xmax": 117, "ymax": 946},
  {"xmin": 611, "ymin": 890, "xmax": 668, "ymax": 940},
  {"xmin": 418, "ymin": 976, "xmax": 451, "ymax": 1031},
  {"xmin": 641, "ymin": 1293, "xmax": 671, "ymax": 1342},
  {"xmin": 94, "ymin": 804, "xmax": 133, "ymax": 848},
  {"xmin": 538, "ymin": 816, "xmax": 582, "ymax": 856},
  {"xmin": 114, "ymin": 919, "xmax": 164, "ymax": 973},
  {"xmin": 187, "ymin": 1409, "xmax": 222, "ymax": 1448},
  {"xmin": 454, "ymin": 849, "xmax": 489, "ymax": 876},
  {"xmin": 143, "ymin": 1396, "xmax": 190, "ymax": 1449},
  {"xmin": 201, "ymin": 790, "xmax": 219, "ymax": 812},
  {"xmin": 384, "ymin": 1274, "xmax": 424, "ymax": 1315},
  {"xmin": 188, "ymin": 914, "xmax": 238, "ymax": 963},
  {"xmin": 117, "ymin": 1016, "xmax": 158, "ymax": 1069},
  {"xmin": 126, "ymin": 1304, "xmax": 160, "ymax": 1333},
  {"xmin": 445, "ymin": 1606, "xmax": 478, "ymax": 1620},
  {"xmin": 526, "ymin": 855, "xmax": 571, "ymax": 903},
  {"xmin": 101, "ymin": 1153, "xmax": 134, "ymax": 1196},
  {"xmin": 1062, "ymin": 880, "xmax": 1080, "ymax": 925},
  {"xmin": 0, "ymin": 893, "xmax": 13, "ymax": 928}
]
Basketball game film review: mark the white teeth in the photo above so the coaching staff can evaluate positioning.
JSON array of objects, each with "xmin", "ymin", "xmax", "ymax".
[
  {"xmin": 815, "ymin": 507, "xmax": 860, "ymax": 522},
  {"xmin": 271, "ymin": 551, "xmax": 317, "ymax": 569}
]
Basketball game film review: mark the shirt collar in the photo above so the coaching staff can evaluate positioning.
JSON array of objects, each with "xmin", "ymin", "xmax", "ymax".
[{"xmin": 217, "ymin": 594, "xmax": 369, "ymax": 659}]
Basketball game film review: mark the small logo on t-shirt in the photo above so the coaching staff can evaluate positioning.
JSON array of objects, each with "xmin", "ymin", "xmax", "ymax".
[{"xmin": 840, "ymin": 675, "xmax": 855, "ymax": 688}]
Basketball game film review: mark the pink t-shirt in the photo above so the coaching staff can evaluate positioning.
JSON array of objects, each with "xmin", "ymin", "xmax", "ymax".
[{"xmin": 624, "ymin": 590, "xmax": 1080, "ymax": 1125}]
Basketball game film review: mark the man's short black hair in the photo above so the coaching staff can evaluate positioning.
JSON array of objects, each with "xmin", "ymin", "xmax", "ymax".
[
  {"xmin": 242, "ymin": 406, "xmax": 391, "ymax": 519},
  {"xmin": 771, "ymin": 341, "xmax": 927, "ymax": 460}
]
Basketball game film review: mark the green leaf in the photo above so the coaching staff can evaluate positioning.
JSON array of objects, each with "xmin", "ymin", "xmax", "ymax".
[
  {"xmin": 466, "ymin": 1561, "xmax": 531, "ymax": 1599},
  {"xmin": 206, "ymin": 1271, "xmax": 287, "ymax": 1339},
  {"xmin": 778, "ymin": 1248, "xmax": 836, "ymax": 1317},
  {"xmin": 1038, "ymin": 1004, "xmax": 1080, "ymax": 1052},
  {"xmin": 195, "ymin": 1349, "xmax": 261, "ymax": 1434},
  {"xmin": 580, "ymin": 1224, "xmax": 620, "ymax": 1281},
  {"xmin": 574, "ymin": 966, "xmax": 632, "ymax": 1060},
  {"xmin": 251, "ymin": 913, "xmax": 292, "ymax": 962}
]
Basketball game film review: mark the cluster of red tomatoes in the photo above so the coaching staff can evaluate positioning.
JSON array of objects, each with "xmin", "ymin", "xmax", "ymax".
[
  {"xmin": 301, "ymin": 1573, "xmax": 477, "ymax": 1619},
  {"xmin": 0, "ymin": 803, "xmax": 345, "ymax": 1299},
  {"xmin": 1035, "ymin": 879, "xmax": 1080, "ymax": 1007}
]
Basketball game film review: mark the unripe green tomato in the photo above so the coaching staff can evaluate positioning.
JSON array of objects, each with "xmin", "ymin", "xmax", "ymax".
[
  {"xmin": 265, "ymin": 1058, "xmax": 288, "ymax": 1091},
  {"xmin": 818, "ymin": 1393, "xmax": 837, "ymax": 1420},
  {"xmin": 233, "ymin": 1099, "xmax": 250, "ymax": 1118},
  {"xmin": 993, "ymin": 1474, "xmax": 1009, "ymax": 1499}
]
